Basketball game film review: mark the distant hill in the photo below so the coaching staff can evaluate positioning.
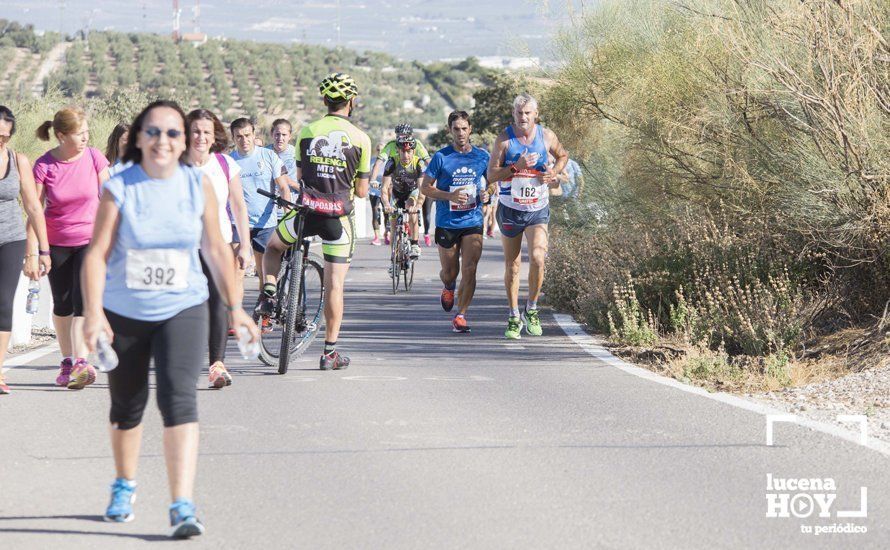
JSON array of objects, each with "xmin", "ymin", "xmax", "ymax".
[{"xmin": 0, "ymin": 20, "xmax": 499, "ymax": 141}]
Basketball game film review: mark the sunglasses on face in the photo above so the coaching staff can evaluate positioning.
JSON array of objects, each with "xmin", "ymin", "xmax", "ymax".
[{"xmin": 143, "ymin": 127, "xmax": 183, "ymax": 139}]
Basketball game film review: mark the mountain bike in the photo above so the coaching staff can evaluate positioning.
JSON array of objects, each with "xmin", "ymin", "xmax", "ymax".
[
  {"xmin": 388, "ymin": 206, "xmax": 415, "ymax": 293},
  {"xmin": 255, "ymin": 188, "xmax": 325, "ymax": 374}
]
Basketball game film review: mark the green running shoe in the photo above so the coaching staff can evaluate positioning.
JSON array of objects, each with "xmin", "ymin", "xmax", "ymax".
[
  {"xmin": 522, "ymin": 308, "xmax": 543, "ymax": 336},
  {"xmin": 505, "ymin": 316, "xmax": 523, "ymax": 340}
]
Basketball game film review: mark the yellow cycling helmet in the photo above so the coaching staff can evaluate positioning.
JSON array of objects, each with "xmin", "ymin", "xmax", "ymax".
[{"xmin": 318, "ymin": 72, "xmax": 358, "ymax": 101}]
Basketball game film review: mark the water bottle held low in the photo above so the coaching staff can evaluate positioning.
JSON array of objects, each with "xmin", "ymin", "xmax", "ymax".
[
  {"xmin": 237, "ymin": 326, "xmax": 260, "ymax": 360},
  {"xmin": 93, "ymin": 332, "xmax": 119, "ymax": 373},
  {"xmin": 25, "ymin": 280, "xmax": 40, "ymax": 315}
]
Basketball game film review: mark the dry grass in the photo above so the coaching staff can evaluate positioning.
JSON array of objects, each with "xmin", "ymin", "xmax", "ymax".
[{"xmin": 542, "ymin": 0, "xmax": 889, "ymax": 390}]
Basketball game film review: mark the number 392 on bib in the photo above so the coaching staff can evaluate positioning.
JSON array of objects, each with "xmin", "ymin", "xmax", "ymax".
[{"xmin": 125, "ymin": 249, "xmax": 190, "ymax": 291}]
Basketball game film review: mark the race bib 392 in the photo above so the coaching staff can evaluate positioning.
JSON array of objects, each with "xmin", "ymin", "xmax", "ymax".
[{"xmin": 125, "ymin": 249, "xmax": 190, "ymax": 291}]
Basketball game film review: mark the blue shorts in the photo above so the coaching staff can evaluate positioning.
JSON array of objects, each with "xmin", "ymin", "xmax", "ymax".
[
  {"xmin": 232, "ymin": 226, "xmax": 276, "ymax": 253},
  {"xmin": 496, "ymin": 203, "xmax": 550, "ymax": 238}
]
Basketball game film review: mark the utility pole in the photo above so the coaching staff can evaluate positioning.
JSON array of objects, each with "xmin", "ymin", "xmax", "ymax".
[
  {"xmin": 172, "ymin": 0, "xmax": 182, "ymax": 41},
  {"xmin": 336, "ymin": 0, "xmax": 341, "ymax": 48}
]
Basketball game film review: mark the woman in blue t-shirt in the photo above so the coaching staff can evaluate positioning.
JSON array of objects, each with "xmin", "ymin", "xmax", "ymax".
[{"xmin": 82, "ymin": 100, "xmax": 259, "ymax": 539}]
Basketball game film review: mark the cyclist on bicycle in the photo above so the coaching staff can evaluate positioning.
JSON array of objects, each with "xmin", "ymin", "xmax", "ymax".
[
  {"xmin": 381, "ymin": 134, "xmax": 425, "ymax": 260},
  {"xmin": 372, "ymin": 123, "xmax": 434, "ymax": 247},
  {"xmin": 258, "ymin": 73, "xmax": 371, "ymax": 370}
]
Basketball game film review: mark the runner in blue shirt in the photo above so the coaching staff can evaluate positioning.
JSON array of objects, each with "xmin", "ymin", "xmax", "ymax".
[
  {"xmin": 229, "ymin": 118, "xmax": 293, "ymax": 291},
  {"xmin": 421, "ymin": 110, "xmax": 492, "ymax": 333}
]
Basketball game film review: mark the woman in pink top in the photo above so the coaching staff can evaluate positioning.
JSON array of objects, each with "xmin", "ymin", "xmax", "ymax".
[{"xmin": 30, "ymin": 107, "xmax": 110, "ymax": 390}]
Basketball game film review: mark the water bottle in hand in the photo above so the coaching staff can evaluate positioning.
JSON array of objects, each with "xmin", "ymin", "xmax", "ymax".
[
  {"xmin": 237, "ymin": 326, "xmax": 260, "ymax": 360},
  {"xmin": 92, "ymin": 332, "xmax": 119, "ymax": 373},
  {"xmin": 25, "ymin": 280, "xmax": 40, "ymax": 314}
]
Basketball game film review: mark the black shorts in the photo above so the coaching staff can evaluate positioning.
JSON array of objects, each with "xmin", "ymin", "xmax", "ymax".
[
  {"xmin": 435, "ymin": 226, "xmax": 483, "ymax": 249},
  {"xmin": 278, "ymin": 211, "xmax": 356, "ymax": 264},
  {"xmin": 393, "ymin": 188, "xmax": 420, "ymax": 210},
  {"xmin": 48, "ymin": 244, "xmax": 88, "ymax": 317}
]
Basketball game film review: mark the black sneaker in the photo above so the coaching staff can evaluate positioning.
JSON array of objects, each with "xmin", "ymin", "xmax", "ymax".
[
  {"xmin": 254, "ymin": 294, "xmax": 276, "ymax": 317},
  {"xmin": 319, "ymin": 351, "xmax": 350, "ymax": 370}
]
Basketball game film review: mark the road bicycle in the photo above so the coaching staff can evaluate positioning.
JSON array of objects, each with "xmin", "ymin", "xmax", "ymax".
[
  {"xmin": 255, "ymin": 188, "xmax": 325, "ymax": 374},
  {"xmin": 388, "ymin": 206, "xmax": 415, "ymax": 294}
]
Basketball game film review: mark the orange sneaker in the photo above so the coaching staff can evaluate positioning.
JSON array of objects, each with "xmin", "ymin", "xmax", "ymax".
[
  {"xmin": 452, "ymin": 314, "xmax": 471, "ymax": 333},
  {"xmin": 440, "ymin": 288, "xmax": 455, "ymax": 312}
]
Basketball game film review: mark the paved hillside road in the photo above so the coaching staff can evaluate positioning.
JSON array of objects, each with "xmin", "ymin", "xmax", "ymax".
[{"xmin": 1, "ymin": 238, "xmax": 888, "ymax": 549}]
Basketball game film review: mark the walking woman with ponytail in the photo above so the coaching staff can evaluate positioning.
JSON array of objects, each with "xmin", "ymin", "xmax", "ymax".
[
  {"xmin": 0, "ymin": 106, "xmax": 52, "ymax": 395},
  {"xmin": 31, "ymin": 107, "xmax": 110, "ymax": 390}
]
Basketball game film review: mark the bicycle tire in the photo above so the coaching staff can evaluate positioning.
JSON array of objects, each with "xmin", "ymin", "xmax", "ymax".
[
  {"xmin": 404, "ymin": 256, "xmax": 414, "ymax": 291},
  {"xmin": 257, "ymin": 258, "xmax": 291, "ymax": 367},
  {"xmin": 278, "ymin": 251, "xmax": 304, "ymax": 374},
  {"xmin": 288, "ymin": 256, "xmax": 324, "ymax": 363},
  {"xmin": 391, "ymin": 222, "xmax": 401, "ymax": 294}
]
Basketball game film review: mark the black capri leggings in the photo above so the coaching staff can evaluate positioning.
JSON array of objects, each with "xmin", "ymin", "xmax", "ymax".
[
  {"xmin": 200, "ymin": 253, "xmax": 227, "ymax": 365},
  {"xmin": 48, "ymin": 244, "xmax": 87, "ymax": 317},
  {"xmin": 0, "ymin": 240, "xmax": 26, "ymax": 332},
  {"xmin": 421, "ymin": 197, "xmax": 433, "ymax": 235},
  {"xmin": 106, "ymin": 302, "xmax": 208, "ymax": 430},
  {"xmin": 369, "ymin": 195, "xmax": 382, "ymax": 230}
]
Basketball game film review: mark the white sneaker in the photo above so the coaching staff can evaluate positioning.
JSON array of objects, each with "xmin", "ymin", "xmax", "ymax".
[{"xmin": 409, "ymin": 244, "xmax": 421, "ymax": 259}]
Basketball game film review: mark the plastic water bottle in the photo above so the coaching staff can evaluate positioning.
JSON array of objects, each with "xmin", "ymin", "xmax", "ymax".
[
  {"xmin": 25, "ymin": 280, "xmax": 40, "ymax": 314},
  {"xmin": 93, "ymin": 332, "xmax": 119, "ymax": 373},
  {"xmin": 237, "ymin": 326, "xmax": 260, "ymax": 360}
]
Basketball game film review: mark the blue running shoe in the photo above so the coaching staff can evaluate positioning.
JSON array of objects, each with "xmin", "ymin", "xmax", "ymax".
[
  {"xmin": 169, "ymin": 498, "xmax": 205, "ymax": 538},
  {"xmin": 104, "ymin": 478, "xmax": 136, "ymax": 523}
]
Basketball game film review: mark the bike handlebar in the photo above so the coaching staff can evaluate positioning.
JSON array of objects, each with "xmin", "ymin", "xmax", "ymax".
[{"xmin": 257, "ymin": 187, "xmax": 304, "ymax": 211}]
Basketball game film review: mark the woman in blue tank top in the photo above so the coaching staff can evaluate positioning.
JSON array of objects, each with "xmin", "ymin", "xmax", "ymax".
[{"xmin": 81, "ymin": 100, "xmax": 259, "ymax": 538}]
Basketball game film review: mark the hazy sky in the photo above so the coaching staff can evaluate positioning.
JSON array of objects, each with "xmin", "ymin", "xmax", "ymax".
[{"xmin": 4, "ymin": 0, "xmax": 588, "ymax": 61}]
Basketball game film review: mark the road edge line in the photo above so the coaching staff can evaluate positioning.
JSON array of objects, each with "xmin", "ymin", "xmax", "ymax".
[
  {"xmin": 553, "ymin": 313, "xmax": 890, "ymax": 458},
  {"xmin": 3, "ymin": 343, "xmax": 58, "ymax": 370}
]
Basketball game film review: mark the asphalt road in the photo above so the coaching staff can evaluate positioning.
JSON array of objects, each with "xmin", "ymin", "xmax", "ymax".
[{"xmin": 1, "ymin": 237, "xmax": 888, "ymax": 549}]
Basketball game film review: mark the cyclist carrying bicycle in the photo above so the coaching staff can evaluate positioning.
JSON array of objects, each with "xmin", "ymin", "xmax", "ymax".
[
  {"xmin": 381, "ymin": 134, "xmax": 425, "ymax": 260},
  {"xmin": 258, "ymin": 73, "xmax": 371, "ymax": 370}
]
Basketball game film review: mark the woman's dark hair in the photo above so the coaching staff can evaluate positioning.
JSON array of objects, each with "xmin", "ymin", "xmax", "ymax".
[
  {"xmin": 122, "ymin": 100, "xmax": 188, "ymax": 164},
  {"xmin": 105, "ymin": 123, "xmax": 130, "ymax": 164},
  {"xmin": 186, "ymin": 109, "xmax": 229, "ymax": 153},
  {"xmin": 448, "ymin": 110, "xmax": 472, "ymax": 128},
  {"xmin": 0, "ymin": 106, "xmax": 17, "ymax": 136}
]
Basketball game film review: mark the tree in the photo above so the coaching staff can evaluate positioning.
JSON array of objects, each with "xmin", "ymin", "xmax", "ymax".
[{"xmin": 470, "ymin": 73, "xmax": 527, "ymax": 146}]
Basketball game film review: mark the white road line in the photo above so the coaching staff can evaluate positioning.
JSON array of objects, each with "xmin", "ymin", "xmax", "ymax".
[
  {"xmin": 553, "ymin": 313, "xmax": 890, "ymax": 458},
  {"xmin": 504, "ymin": 343, "xmax": 526, "ymax": 350},
  {"xmin": 3, "ymin": 343, "xmax": 58, "ymax": 370}
]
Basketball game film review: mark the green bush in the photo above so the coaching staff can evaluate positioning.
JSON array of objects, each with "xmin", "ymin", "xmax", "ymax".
[{"xmin": 542, "ymin": 0, "xmax": 888, "ymax": 358}]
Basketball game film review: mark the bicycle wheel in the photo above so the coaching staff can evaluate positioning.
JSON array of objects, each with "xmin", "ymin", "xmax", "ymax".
[
  {"xmin": 391, "ymin": 227, "xmax": 401, "ymax": 294},
  {"xmin": 257, "ymin": 258, "xmax": 291, "ymax": 367},
  {"xmin": 287, "ymin": 255, "xmax": 324, "ymax": 364},
  {"xmin": 404, "ymin": 255, "xmax": 414, "ymax": 291},
  {"xmin": 277, "ymin": 252, "xmax": 305, "ymax": 374}
]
